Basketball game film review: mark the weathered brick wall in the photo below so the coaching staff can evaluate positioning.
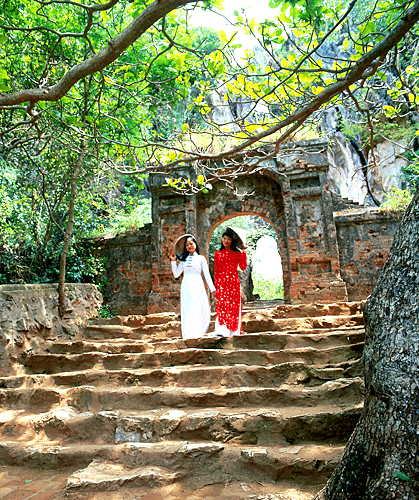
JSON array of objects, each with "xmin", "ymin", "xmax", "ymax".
[
  {"xmin": 90, "ymin": 228, "xmax": 154, "ymax": 316},
  {"xmin": 335, "ymin": 210, "xmax": 401, "ymax": 301},
  {"xmin": 277, "ymin": 143, "xmax": 348, "ymax": 304},
  {"xmin": 88, "ymin": 140, "xmax": 404, "ymax": 315}
]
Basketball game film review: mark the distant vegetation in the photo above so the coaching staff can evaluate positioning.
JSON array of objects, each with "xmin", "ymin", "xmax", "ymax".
[{"xmin": 209, "ymin": 216, "xmax": 284, "ymax": 300}]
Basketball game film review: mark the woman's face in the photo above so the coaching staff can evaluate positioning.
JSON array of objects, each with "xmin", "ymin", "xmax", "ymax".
[
  {"xmin": 222, "ymin": 235, "xmax": 232, "ymax": 249},
  {"xmin": 185, "ymin": 238, "xmax": 197, "ymax": 254}
]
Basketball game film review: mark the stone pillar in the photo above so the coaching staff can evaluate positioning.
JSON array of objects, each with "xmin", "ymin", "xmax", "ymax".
[
  {"xmin": 277, "ymin": 140, "xmax": 348, "ymax": 303},
  {"xmin": 147, "ymin": 172, "xmax": 198, "ymax": 314}
]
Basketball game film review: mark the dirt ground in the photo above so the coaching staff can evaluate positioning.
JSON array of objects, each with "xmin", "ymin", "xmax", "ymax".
[{"xmin": 0, "ymin": 464, "xmax": 320, "ymax": 500}]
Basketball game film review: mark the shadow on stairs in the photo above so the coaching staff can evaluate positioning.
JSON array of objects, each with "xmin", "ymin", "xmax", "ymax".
[{"xmin": 0, "ymin": 301, "xmax": 366, "ymax": 500}]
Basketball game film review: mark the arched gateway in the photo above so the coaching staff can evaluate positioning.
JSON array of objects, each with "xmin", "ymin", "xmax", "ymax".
[
  {"xmin": 149, "ymin": 138, "xmax": 347, "ymax": 313},
  {"xmin": 92, "ymin": 138, "xmax": 399, "ymax": 316}
]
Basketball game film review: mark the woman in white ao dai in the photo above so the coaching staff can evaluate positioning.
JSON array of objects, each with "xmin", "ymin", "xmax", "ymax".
[{"xmin": 170, "ymin": 235, "xmax": 216, "ymax": 340}]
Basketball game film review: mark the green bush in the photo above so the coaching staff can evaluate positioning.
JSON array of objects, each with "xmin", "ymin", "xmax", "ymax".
[
  {"xmin": 95, "ymin": 199, "xmax": 152, "ymax": 235},
  {"xmin": 253, "ymin": 273, "xmax": 284, "ymax": 300},
  {"xmin": 380, "ymin": 186, "xmax": 414, "ymax": 212}
]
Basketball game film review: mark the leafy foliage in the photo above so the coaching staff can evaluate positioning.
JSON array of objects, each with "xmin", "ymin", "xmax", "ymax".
[
  {"xmin": 380, "ymin": 186, "xmax": 414, "ymax": 212},
  {"xmin": 0, "ymin": 154, "xmax": 150, "ymax": 284},
  {"xmin": 252, "ymin": 273, "xmax": 284, "ymax": 300},
  {"xmin": 401, "ymin": 151, "xmax": 419, "ymax": 188}
]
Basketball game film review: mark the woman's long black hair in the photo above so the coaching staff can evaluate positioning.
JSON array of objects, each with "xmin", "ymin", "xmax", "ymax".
[
  {"xmin": 219, "ymin": 228, "xmax": 240, "ymax": 252},
  {"xmin": 178, "ymin": 236, "xmax": 200, "ymax": 261}
]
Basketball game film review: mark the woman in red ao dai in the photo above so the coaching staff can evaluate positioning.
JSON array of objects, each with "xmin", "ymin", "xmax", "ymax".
[{"xmin": 214, "ymin": 229, "xmax": 247, "ymax": 337}]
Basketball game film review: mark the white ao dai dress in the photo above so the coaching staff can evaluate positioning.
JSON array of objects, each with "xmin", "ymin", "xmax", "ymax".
[{"xmin": 171, "ymin": 252, "xmax": 215, "ymax": 340}]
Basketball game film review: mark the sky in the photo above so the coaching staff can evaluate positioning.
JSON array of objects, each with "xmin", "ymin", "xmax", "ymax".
[
  {"xmin": 189, "ymin": 1, "xmax": 279, "ymax": 41},
  {"xmin": 253, "ymin": 236, "xmax": 282, "ymax": 279}
]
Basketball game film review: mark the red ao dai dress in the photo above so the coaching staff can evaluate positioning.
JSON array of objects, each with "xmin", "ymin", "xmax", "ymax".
[{"xmin": 214, "ymin": 248, "xmax": 247, "ymax": 336}]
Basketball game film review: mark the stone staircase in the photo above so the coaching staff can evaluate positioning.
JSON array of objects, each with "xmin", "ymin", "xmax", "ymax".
[{"xmin": 0, "ymin": 301, "xmax": 365, "ymax": 499}]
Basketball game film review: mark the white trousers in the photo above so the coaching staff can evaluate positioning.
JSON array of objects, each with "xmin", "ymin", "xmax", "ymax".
[{"xmin": 214, "ymin": 319, "xmax": 240, "ymax": 337}]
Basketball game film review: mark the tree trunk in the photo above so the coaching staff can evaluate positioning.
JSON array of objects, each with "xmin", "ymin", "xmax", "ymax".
[
  {"xmin": 58, "ymin": 147, "xmax": 83, "ymax": 317},
  {"xmin": 315, "ymin": 191, "xmax": 419, "ymax": 499}
]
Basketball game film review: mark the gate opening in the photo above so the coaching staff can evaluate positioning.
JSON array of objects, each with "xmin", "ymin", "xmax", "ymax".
[{"xmin": 208, "ymin": 215, "xmax": 283, "ymax": 302}]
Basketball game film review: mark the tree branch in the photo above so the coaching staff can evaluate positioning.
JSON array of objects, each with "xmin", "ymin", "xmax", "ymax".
[{"xmin": 0, "ymin": 0, "xmax": 199, "ymax": 107}]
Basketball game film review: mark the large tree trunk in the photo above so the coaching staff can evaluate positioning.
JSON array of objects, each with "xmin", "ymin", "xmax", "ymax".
[{"xmin": 315, "ymin": 191, "xmax": 419, "ymax": 499}]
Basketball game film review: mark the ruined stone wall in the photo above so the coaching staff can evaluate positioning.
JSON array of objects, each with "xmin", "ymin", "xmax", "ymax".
[
  {"xmin": 148, "ymin": 189, "xmax": 189, "ymax": 315},
  {"xmin": 0, "ymin": 283, "xmax": 101, "ymax": 376},
  {"xmin": 85, "ymin": 140, "xmax": 404, "ymax": 315},
  {"xmin": 90, "ymin": 227, "xmax": 153, "ymax": 316},
  {"xmin": 276, "ymin": 142, "xmax": 348, "ymax": 304},
  {"xmin": 335, "ymin": 210, "xmax": 401, "ymax": 301}
]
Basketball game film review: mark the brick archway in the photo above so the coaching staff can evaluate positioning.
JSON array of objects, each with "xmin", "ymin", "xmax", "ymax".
[
  {"xmin": 91, "ymin": 139, "xmax": 403, "ymax": 316},
  {"xmin": 200, "ymin": 175, "xmax": 291, "ymax": 303},
  {"xmin": 147, "ymin": 140, "xmax": 349, "ymax": 312}
]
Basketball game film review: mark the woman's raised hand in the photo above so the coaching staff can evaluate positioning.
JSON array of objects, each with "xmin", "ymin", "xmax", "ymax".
[{"xmin": 170, "ymin": 253, "xmax": 176, "ymax": 261}]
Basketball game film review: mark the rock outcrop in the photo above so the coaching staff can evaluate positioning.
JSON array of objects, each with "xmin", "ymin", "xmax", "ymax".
[{"xmin": 0, "ymin": 283, "xmax": 102, "ymax": 376}]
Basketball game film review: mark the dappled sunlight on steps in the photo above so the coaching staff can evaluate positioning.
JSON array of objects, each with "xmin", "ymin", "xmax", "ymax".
[{"xmin": 0, "ymin": 301, "xmax": 366, "ymax": 499}]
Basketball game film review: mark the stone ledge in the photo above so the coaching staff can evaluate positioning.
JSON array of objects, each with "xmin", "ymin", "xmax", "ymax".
[
  {"xmin": 334, "ymin": 208, "xmax": 403, "ymax": 224},
  {"xmin": 0, "ymin": 283, "xmax": 102, "ymax": 376}
]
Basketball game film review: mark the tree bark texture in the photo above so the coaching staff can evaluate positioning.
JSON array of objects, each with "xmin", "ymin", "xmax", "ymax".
[{"xmin": 315, "ymin": 191, "xmax": 419, "ymax": 499}]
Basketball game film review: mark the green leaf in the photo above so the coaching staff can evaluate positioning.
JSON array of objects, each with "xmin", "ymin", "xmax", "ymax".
[
  {"xmin": 383, "ymin": 104, "xmax": 397, "ymax": 116},
  {"xmin": 133, "ymin": 177, "xmax": 144, "ymax": 190},
  {"xmin": 0, "ymin": 35, "xmax": 7, "ymax": 44},
  {"xmin": 219, "ymin": 30, "xmax": 227, "ymax": 43},
  {"xmin": 394, "ymin": 471, "xmax": 411, "ymax": 481}
]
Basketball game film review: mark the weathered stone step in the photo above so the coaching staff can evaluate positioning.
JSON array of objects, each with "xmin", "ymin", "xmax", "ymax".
[
  {"xmin": 65, "ymin": 441, "xmax": 344, "ymax": 494},
  {"xmin": 0, "ymin": 377, "xmax": 364, "ymax": 412},
  {"xmin": 241, "ymin": 314, "xmax": 364, "ymax": 334},
  {"xmin": 83, "ymin": 322, "xmax": 181, "ymax": 340},
  {"xmin": 231, "ymin": 328, "xmax": 364, "ymax": 350},
  {"xmin": 46, "ymin": 327, "xmax": 365, "ymax": 355},
  {"xmin": 0, "ymin": 404, "xmax": 361, "ymax": 448},
  {"xmin": 66, "ymin": 461, "xmax": 181, "ymax": 494},
  {"xmin": 22, "ymin": 343, "xmax": 364, "ymax": 374},
  {"xmin": 88, "ymin": 302, "xmax": 363, "ymax": 331},
  {"xmin": 252, "ymin": 301, "xmax": 364, "ymax": 319},
  {"xmin": 82, "ymin": 314, "xmax": 364, "ymax": 341},
  {"xmin": 0, "ymin": 439, "xmax": 345, "ymax": 486},
  {"xmin": 0, "ymin": 359, "xmax": 361, "ymax": 392}
]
